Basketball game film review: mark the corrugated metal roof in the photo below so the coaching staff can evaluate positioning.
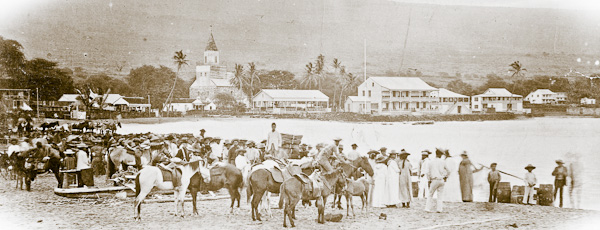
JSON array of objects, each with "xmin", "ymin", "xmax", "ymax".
[
  {"xmin": 530, "ymin": 89, "xmax": 556, "ymax": 95},
  {"xmin": 438, "ymin": 88, "xmax": 469, "ymax": 98},
  {"xmin": 369, "ymin": 77, "xmax": 437, "ymax": 91},
  {"xmin": 256, "ymin": 90, "xmax": 329, "ymax": 101},
  {"xmin": 475, "ymin": 88, "xmax": 522, "ymax": 97}
]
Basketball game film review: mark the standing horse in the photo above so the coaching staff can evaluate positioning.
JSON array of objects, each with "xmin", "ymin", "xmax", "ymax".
[
  {"xmin": 188, "ymin": 163, "xmax": 243, "ymax": 214},
  {"xmin": 40, "ymin": 121, "xmax": 60, "ymax": 132},
  {"xmin": 41, "ymin": 144, "xmax": 64, "ymax": 188},
  {"xmin": 133, "ymin": 160, "xmax": 211, "ymax": 220},
  {"xmin": 332, "ymin": 156, "xmax": 374, "ymax": 209},
  {"xmin": 247, "ymin": 168, "xmax": 282, "ymax": 221},
  {"xmin": 280, "ymin": 168, "xmax": 346, "ymax": 226},
  {"xmin": 343, "ymin": 177, "xmax": 370, "ymax": 218}
]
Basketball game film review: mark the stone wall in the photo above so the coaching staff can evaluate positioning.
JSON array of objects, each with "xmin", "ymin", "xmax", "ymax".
[{"xmin": 566, "ymin": 107, "xmax": 600, "ymax": 116}]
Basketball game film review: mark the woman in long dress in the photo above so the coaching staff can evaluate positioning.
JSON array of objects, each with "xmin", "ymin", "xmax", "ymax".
[
  {"xmin": 398, "ymin": 150, "xmax": 413, "ymax": 207},
  {"xmin": 371, "ymin": 155, "xmax": 388, "ymax": 208},
  {"xmin": 386, "ymin": 151, "xmax": 401, "ymax": 206},
  {"xmin": 443, "ymin": 150, "xmax": 462, "ymax": 202},
  {"xmin": 458, "ymin": 151, "xmax": 482, "ymax": 202}
]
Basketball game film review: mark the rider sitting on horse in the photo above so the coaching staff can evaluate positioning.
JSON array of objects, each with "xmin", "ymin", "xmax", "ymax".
[{"xmin": 124, "ymin": 138, "xmax": 143, "ymax": 169}]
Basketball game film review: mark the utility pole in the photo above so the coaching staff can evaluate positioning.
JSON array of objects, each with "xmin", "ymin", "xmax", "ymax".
[
  {"xmin": 147, "ymin": 94, "xmax": 151, "ymax": 117},
  {"xmin": 36, "ymin": 88, "xmax": 40, "ymax": 119},
  {"xmin": 364, "ymin": 39, "xmax": 367, "ymax": 114}
]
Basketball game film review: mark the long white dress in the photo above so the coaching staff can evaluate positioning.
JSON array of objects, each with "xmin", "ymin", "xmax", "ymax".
[
  {"xmin": 371, "ymin": 162, "xmax": 388, "ymax": 208},
  {"xmin": 386, "ymin": 160, "xmax": 401, "ymax": 205},
  {"xmin": 443, "ymin": 156, "xmax": 462, "ymax": 202}
]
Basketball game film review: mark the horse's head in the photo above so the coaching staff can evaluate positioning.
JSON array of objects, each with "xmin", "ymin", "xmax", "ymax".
[{"xmin": 358, "ymin": 156, "xmax": 374, "ymax": 177}]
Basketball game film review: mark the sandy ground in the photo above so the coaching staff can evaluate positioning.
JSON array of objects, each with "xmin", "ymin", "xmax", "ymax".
[{"xmin": 1, "ymin": 174, "xmax": 599, "ymax": 230}]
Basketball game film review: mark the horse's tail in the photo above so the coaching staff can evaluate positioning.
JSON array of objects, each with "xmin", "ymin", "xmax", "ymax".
[
  {"xmin": 106, "ymin": 154, "xmax": 115, "ymax": 178},
  {"xmin": 135, "ymin": 173, "xmax": 141, "ymax": 198},
  {"xmin": 246, "ymin": 173, "xmax": 253, "ymax": 203}
]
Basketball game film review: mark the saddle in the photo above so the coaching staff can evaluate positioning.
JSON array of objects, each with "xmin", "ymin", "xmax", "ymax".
[
  {"xmin": 159, "ymin": 165, "xmax": 182, "ymax": 188},
  {"xmin": 305, "ymin": 171, "xmax": 325, "ymax": 198}
]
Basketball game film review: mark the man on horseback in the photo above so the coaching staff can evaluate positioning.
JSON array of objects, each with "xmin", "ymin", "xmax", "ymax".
[
  {"xmin": 124, "ymin": 137, "xmax": 143, "ymax": 169},
  {"xmin": 316, "ymin": 138, "xmax": 346, "ymax": 173}
]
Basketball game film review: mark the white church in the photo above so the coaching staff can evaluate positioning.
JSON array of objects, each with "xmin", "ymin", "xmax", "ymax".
[{"xmin": 189, "ymin": 29, "xmax": 248, "ymax": 106}]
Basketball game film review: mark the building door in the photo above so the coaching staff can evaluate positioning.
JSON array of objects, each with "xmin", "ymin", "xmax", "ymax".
[
  {"xmin": 507, "ymin": 103, "xmax": 512, "ymax": 111},
  {"xmin": 457, "ymin": 106, "xmax": 461, "ymax": 114}
]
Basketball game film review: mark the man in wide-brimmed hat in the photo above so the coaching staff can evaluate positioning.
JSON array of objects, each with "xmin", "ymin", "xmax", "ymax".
[
  {"xmin": 379, "ymin": 147, "xmax": 388, "ymax": 156},
  {"xmin": 246, "ymin": 141, "xmax": 260, "ymax": 164},
  {"xmin": 523, "ymin": 164, "xmax": 537, "ymax": 204},
  {"xmin": 417, "ymin": 150, "xmax": 432, "ymax": 200},
  {"xmin": 199, "ymin": 129, "xmax": 206, "ymax": 139},
  {"xmin": 227, "ymin": 139, "xmax": 240, "ymax": 165},
  {"xmin": 425, "ymin": 148, "xmax": 450, "ymax": 212},
  {"xmin": 552, "ymin": 159, "xmax": 568, "ymax": 207},
  {"xmin": 346, "ymin": 143, "xmax": 360, "ymax": 161},
  {"xmin": 371, "ymin": 154, "xmax": 389, "ymax": 208},
  {"xmin": 7, "ymin": 138, "xmax": 21, "ymax": 157},
  {"xmin": 75, "ymin": 142, "xmax": 93, "ymax": 187}
]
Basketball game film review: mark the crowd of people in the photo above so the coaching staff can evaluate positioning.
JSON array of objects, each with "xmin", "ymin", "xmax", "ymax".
[{"xmin": 0, "ymin": 120, "xmax": 584, "ymax": 211}]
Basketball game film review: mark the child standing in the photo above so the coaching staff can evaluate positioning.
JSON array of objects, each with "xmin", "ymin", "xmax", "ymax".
[
  {"xmin": 523, "ymin": 164, "xmax": 537, "ymax": 204},
  {"xmin": 487, "ymin": 163, "xmax": 501, "ymax": 202}
]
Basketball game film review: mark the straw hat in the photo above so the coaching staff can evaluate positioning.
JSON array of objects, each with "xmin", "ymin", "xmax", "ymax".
[
  {"xmin": 333, "ymin": 137, "xmax": 342, "ymax": 141},
  {"xmin": 338, "ymin": 144, "xmax": 344, "ymax": 149},
  {"xmin": 379, "ymin": 147, "xmax": 387, "ymax": 151},
  {"xmin": 76, "ymin": 143, "xmax": 88, "ymax": 148},
  {"xmin": 524, "ymin": 164, "xmax": 536, "ymax": 170},
  {"xmin": 389, "ymin": 149, "xmax": 399, "ymax": 155},
  {"xmin": 236, "ymin": 149, "xmax": 247, "ymax": 154},
  {"xmin": 64, "ymin": 149, "xmax": 75, "ymax": 155},
  {"xmin": 421, "ymin": 150, "xmax": 431, "ymax": 155},
  {"xmin": 556, "ymin": 159, "xmax": 564, "ymax": 164},
  {"xmin": 399, "ymin": 149, "xmax": 410, "ymax": 156},
  {"xmin": 460, "ymin": 151, "xmax": 468, "ymax": 157}
]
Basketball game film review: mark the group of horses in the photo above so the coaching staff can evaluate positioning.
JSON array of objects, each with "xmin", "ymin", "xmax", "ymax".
[{"xmin": 2, "ymin": 142, "xmax": 64, "ymax": 191}]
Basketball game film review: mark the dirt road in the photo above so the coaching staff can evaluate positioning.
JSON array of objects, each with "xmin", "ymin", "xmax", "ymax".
[{"xmin": 0, "ymin": 174, "xmax": 598, "ymax": 229}]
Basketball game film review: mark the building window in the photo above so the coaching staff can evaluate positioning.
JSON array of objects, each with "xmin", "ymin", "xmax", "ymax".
[
  {"xmin": 372, "ymin": 82, "xmax": 374, "ymax": 87},
  {"xmin": 474, "ymin": 97, "xmax": 478, "ymax": 102},
  {"xmin": 474, "ymin": 105, "xmax": 478, "ymax": 109},
  {"xmin": 368, "ymin": 91, "xmax": 371, "ymax": 97},
  {"xmin": 423, "ymin": 91, "xmax": 426, "ymax": 97},
  {"xmin": 362, "ymin": 91, "xmax": 365, "ymax": 96}
]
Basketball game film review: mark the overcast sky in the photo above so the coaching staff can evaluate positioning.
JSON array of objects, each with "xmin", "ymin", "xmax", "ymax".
[{"xmin": 392, "ymin": 0, "xmax": 600, "ymax": 11}]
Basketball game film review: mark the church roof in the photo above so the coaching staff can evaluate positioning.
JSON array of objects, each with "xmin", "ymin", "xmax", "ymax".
[{"xmin": 205, "ymin": 32, "xmax": 218, "ymax": 51}]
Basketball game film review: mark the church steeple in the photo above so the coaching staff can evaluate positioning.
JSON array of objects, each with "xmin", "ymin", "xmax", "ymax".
[{"xmin": 204, "ymin": 25, "xmax": 219, "ymax": 65}]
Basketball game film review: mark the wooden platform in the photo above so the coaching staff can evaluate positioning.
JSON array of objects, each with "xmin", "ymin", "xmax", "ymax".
[{"xmin": 54, "ymin": 186, "xmax": 132, "ymax": 198}]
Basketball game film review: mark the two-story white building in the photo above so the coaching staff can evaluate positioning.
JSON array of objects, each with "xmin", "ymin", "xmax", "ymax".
[
  {"xmin": 471, "ymin": 88, "xmax": 523, "ymax": 113},
  {"xmin": 346, "ymin": 77, "xmax": 438, "ymax": 114},
  {"xmin": 431, "ymin": 88, "xmax": 471, "ymax": 114},
  {"xmin": 525, "ymin": 89, "xmax": 559, "ymax": 104}
]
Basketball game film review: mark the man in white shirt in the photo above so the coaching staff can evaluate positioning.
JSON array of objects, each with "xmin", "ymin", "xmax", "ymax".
[
  {"xmin": 20, "ymin": 137, "xmax": 32, "ymax": 153},
  {"xmin": 523, "ymin": 164, "xmax": 537, "ymax": 205},
  {"xmin": 266, "ymin": 123, "xmax": 282, "ymax": 154},
  {"xmin": 425, "ymin": 149, "xmax": 450, "ymax": 212},
  {"xmin": 246, "ymin": 142, "xmax": 260, "ymax": 164},
  {"xmin": 209, "ymin": 138, "xmax": 222, "ymax": 163},
  {"xmin": 7, "ymin": 138, "xmax": 21, "ymax": 157},
  {"xmin": 418, "ymin": 150, "xmax": 431, "ymax": 200},
  {"xmin": 346, "ymin": 143, "xmax": 360, "ymax": 161}
]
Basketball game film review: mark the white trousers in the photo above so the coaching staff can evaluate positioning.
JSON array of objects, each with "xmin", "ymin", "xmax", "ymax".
[
  {"xmin": 523, "ymin": 186, "xmax": 535, "ymax": 204},
  {"xmin": 425, "ymin": 179, "xmax": 445, "ymax": 212},
  {"xmin": 418, "ymin": 176, "xmax": 430, "ymax": 199}
]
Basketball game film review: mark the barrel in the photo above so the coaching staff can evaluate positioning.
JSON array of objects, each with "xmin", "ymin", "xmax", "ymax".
[
  {"xmin": 412, "ymin": 181, "xmax": 419, "ymax": 198},
  {"xmin": 537, "ymin": 184, "xmax": 554, "ymax": 206},
  {"xmin": 497, "ymin": 182, "xmax": 511, "ymax": 203},
  {"xmin": 510, "ymin": 185, "xmax": 525, "ymax": 204}
]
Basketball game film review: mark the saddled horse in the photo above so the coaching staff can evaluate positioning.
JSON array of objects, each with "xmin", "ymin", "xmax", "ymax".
[
  {"xmin": 106, "ymin": 145, "xmax": 169, "ymax": 178},
  {"xmin": 188, "ymin": 163, "xmax": 243, "ymax": 214},
  {"xmin": 8, "ymin": 144, "xmax": 62, "ymax": 191},
  {"xmin": 280, "ymin": 168, "xmax": 346, "ymax": 227},
  {"xmin": 247, "ymin": 168, "xmax": 281, "ymax": 221},
  {"xmin": 133, "ymin": 160, "xmax": 211, "ymax": 220},
  {"xmin": 40, "ymin": 144, "xmax": 64, "ymax": 188},
  {"xmin": 332, "ymin": 156, "xmax": 374, "ymax": 209}
]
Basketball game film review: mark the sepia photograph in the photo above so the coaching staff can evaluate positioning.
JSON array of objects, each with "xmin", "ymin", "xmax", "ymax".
[{"xmin": 1, "ymin": 0, "xmax": 600, "ymax": 229}]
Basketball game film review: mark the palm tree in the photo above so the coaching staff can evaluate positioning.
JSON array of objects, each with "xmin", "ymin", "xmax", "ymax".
[
  {"xmin": 165, "ymin": 50, "xmax": 188, "ymax": 116},
  {"xmin": 331, "ymin": 58, "xmax": 342, "ymax": 110},
  {"xmin": 509, "ymin": 61, "xmax": 527, "ymax": 78},
  {"xmin": 301, "ymin": 62, "xmax": 319, "ymax": 89},
  {"xmin": 247, "ymin": 62, "xmax": 260, "ymax": 101},
  {"xmin": 231, "ymin": 63, "xmax": 247, "ymax": 92},
  {"xmin": 314, "ymin": 54, "xmax": 325, "ymax": 90}
]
